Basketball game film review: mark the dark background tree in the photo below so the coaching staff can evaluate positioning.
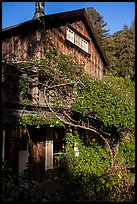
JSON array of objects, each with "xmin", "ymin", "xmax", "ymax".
[
  {"xmin": 86, "ymin": 7, "xmax": 135, "ymax": 81},
  {"xmin": 86, "ymin": 7, "xmax": 110, "ymax": 46},
  {"xmin": 105, "ymin": 21, "xmax": 135, "ymax": 79}
]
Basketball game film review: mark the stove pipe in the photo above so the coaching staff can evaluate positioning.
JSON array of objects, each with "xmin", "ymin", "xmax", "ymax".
[{"xmin": 33, "ymin": 2, "xmax": 45, "ymax": 19}]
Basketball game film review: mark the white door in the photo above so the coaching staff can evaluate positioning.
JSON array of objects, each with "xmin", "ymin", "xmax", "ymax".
[{"xmin": 45, "ymin": 127, "xmax": 53, "ymax": 171}]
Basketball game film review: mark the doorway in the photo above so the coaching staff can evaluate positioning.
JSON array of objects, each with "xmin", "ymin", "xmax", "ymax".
[{"xmin": 29, "ymin": 126, "xmax": 65, "ymax": 181}]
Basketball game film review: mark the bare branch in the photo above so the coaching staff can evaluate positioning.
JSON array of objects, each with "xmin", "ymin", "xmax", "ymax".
[
  {"xmin": 113, "ymin": 141, "xmax": 120, "ymax": 165},
  {"xmin": 63, "ymin": 111, "xmax": 79, "ymax": 124},
  {"xmin": 47, "ymin": 82, "xmax": 76, "ymax": 90}
]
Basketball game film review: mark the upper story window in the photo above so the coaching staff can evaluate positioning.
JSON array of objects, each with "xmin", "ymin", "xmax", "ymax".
[{"xmin": 66, "ymin": 27, "xmax": 89, "ymax": 53}]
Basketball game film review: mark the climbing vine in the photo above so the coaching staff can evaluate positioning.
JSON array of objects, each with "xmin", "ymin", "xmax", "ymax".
[{"xmin": 3, "ymin": 114, "xmax": 65, "ymax": 128}]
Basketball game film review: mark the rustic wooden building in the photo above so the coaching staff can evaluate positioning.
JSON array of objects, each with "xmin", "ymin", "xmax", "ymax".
[{"xmin": 2, "ymin": 2, "xmax": 109, "ymax": 180}]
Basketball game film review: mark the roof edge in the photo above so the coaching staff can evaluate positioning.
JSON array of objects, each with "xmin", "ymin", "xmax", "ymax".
[
  {"xmin": 82, "ymin": 9, "xmax": 109, "ymax": 66},
  {"xmin": 2, "ymin": 8, "xmax": 109, "ymax": 66}
]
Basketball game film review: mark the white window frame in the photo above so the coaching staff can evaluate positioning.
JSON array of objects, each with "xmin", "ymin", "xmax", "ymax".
[{"xmin": 66, "ymin": 27, "xmax": 89, "ymax": 53}]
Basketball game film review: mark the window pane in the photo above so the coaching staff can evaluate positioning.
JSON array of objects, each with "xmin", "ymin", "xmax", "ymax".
[
  {"xmin": 74, "ymin": 34, "xmax": 81, "ymax": 48},
  {"xmin": 81, "ymin": 39, "xmax": 88, "ymax": 53},
  {"xmin": 66, "ymin": 27, "xmax": 74, "ymax": 43},
  {"xmin": 85, "ymin": 41, "xmax": 88, "ymax": 53}
]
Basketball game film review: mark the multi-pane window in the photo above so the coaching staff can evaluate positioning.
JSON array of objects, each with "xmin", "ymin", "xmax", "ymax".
[{"xmin": 66, "ymin": 27, "xmax": 89, "ymax": 53}]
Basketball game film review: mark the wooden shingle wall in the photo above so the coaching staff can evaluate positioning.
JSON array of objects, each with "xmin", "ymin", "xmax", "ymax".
[
  {"xmin": 2, "ymin": 20, "xmax": 105, "ymax": 108},
  {"xmin": 2, "ymin": 30, "xmax": 39, "ymax": 61},
  {"xmin": 2, "ymin": 20, "xmax": 104, "ymax": 80},
  {"xmin": 42, "ymin": 20, "xmax": 104, "ymax": 80}
]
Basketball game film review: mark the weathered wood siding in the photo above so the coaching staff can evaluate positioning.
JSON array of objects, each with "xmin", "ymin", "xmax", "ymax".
[
  {"xmin": 2, "ymin": 20, "xmax": 104, "ymax": 80},
  {"xmin": 43, "ymin": 20, "xmax": 104, "ymax": 80},
  {"xmin": 2, "ymin": 30, "xmax": 39, "ymax": 61}
]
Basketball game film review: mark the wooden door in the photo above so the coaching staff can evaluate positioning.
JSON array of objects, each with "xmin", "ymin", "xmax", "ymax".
[
  {"xmin": 18, "ymin": 150, "xmax": 28, "ymax": 174},
  {"xmin": 32, "ymin": 142, "xmax": 45, "ymax": 181},
  {"xmin": 18, "ymin": 130, "xmax": 29, "ymax": 175}
]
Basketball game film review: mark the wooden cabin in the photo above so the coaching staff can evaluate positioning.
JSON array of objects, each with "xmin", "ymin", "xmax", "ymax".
[{"xmin": 2, "ymin": 3, "xmax": 109, "ymax": 181}]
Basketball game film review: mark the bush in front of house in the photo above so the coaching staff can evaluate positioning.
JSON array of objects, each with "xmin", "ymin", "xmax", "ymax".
[
  {"xmin": 2, "ymin": 160, "xmax": 40, "ymax": 202},
  {"xmin": 62, "ymin": 131, "xmax": 108, "ymax": 200},
  {"xmin": 117, "ymin": 132, "xmax": 135, "ymax": 170},
  {"xmin": 104, "ymin": 165, "xmax": 134, "ymax": 202},
  {"xmin": 62, "ymin": 130, "xmax": 134, "ymax": 202}
]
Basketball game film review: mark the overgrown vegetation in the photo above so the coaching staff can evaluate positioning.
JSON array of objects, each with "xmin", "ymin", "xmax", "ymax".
[
  {"xmin": 2, "ymin": 6, "xmax": 135, "ymax": 202},
  {"xmin": 73, "ymin": 75, "xmax": 134, "ymax": 132},
  {"xmin": 61, "ymin": 130, "xmax": 134, "ymax": 202},
  {"xmin": 2, "ymin": 160, "xmax": 40, "ymax": 202}
]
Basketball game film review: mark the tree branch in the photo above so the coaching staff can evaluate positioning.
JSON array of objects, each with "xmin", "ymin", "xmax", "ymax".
[{"xmin": 44, "ymin": 91, "xmax": 114, "ymax": 167}]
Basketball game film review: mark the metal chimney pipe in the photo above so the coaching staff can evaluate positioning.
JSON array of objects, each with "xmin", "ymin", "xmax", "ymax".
[{"xmin": 33, "ymin": 2, "xmax": 45, "ymax": 19}]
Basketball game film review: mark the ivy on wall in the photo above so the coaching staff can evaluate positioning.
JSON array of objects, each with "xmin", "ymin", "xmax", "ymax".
[{"xmin": 3, "ymin": 114, "xmax": 65, "ymax": 128}]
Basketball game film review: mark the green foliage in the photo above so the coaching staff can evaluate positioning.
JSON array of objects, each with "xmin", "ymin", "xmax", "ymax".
[
  {"xmin": 14, "ymin": 46, "xmax": 135, "ymax": 187},
  {"xmin": 19, "ymin": 77, "xmax": 29, "ymax": 96},
  {"xmin": 73, "ymin": 75, "xmax": 135, "ymax": 133},
  {"xmin": 86, "ymin": 7, "xmax": 110, "ymax": 45},
  {"xmin": 87, "ymin": 6, "xmax": 135, "ymax": 81},
  {"xmin": 2, "ymin": 114, "xmax": 65, "ymax": 128},
  {"xmin": 20, "ymin": 114, "xmax": 64, "ymax": 127},
  {"xmin": 117, "ymin": 134, "xmax": 135, "ymax": 168},
  {"xmin": 104, "ymin": 20, "xmax": 135, "ymax": 80},
  {"xmin": 64, "ymin": 131, "xmax": 110, "ymax": 196},
  {"xmin": 62, "ymin": 131, "xmax": 134, "ymax": 201},
  {"xmin": 57, "ymin": 53, "xmax": 83, "ymax": 79},
  {"xmin": 105, "ymin": 165, "xmax": 133, "ymax": 202},
  {"xmin": 2, "ymin": 161, "xmax": 40, "ymax": 202},
  {"xmin": 20, "ymin": 114, "xmax": 47, "ymax": 126},
  {"xmin": 104, "ymin": 74, "xmax": 135, "ymax": 101},
  {"xmin": 54, "ymin": 154, "xmax": 64, "ymax": 166},
  {"xmin": 20, "ymin": 114, "xmax": 65, "ymax": 128}
]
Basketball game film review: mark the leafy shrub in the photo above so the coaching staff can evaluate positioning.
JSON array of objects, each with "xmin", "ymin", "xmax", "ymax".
[
  {"xmin": 62, "ymin": 131, "xmax": 134, "ymax": 201},
  {"xmin": 117, "ymin": 133, "xmax": 135, "ymax": 169},
  {"xmin": 63, "ymin": 131, "xmax": 110, "ymax": 198},
  {"xmin": 2, "ymin": 161, "xmax": 40, "ymax": 202},
  {"xmin": 104, "ymin": 165, "xmax": 134, "ymax": 202},
  {"xmin": 73, "ymin": 76, "xmax": 135, "ymax": 133}
]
